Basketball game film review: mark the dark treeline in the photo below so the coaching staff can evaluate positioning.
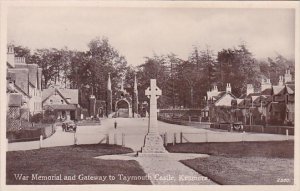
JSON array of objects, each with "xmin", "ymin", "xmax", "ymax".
[{"xmin": 13, "ymin": 37, "xmax": 294, "ymax": 109}]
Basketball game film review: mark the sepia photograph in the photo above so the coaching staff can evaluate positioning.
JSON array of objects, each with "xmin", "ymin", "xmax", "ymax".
[{"xmin": 0, "ymin": 1, "xmax": 299, "ymax": 191}]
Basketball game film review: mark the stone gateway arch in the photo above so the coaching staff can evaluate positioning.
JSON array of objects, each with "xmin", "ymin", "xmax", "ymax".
[
  {"xmin": 115, "ymin": 99, "xmax": 132, "ymax": 118},
  {"xmin": 106, "ymin": 74, "xmax": 139, "ymax": 118}
]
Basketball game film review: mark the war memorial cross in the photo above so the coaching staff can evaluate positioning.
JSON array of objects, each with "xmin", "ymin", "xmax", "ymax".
[
  {"xmin": 145, "ymin": 79, "xmax": 162, "ymax": 134},
  {"xmin": 140, "ymin": 79, "xmax": 167, "ymax": 154}
]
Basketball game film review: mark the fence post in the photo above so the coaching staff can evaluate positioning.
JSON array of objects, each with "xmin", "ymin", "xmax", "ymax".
[
  {"xmin": 39, "ymin": 135, "xmax": 43, "ymax": 148},
  {"xmin": 164, "ymin": 132, "xmax": 168, "ymax": 146},
  {"xmin": 199, "ymin": 116, "xmax": 201, "ymax": 122},
  {"xmin": 106, "ymin": 134, "xmax": 109, "ymax": 144},
  {"xmin": 242, "ymin": 131, "xmax": 245, "ymax": 142},
  {"xmin": 74, "ymin": 133, "xmax": 77, "ymax": 145},
  {"xmin": 189, "ymin": 116, "xmax": 191, "ymax": 123},
  {"xmin": 122, "ymin": 133, "xmax": 125, "ymax": 147},
  {"xmin": 180, "ymin": 132, "xmax": 183, "ymax": 144},
  {"xmin": 286, "ymin": 129, "xmax": 289, "ymax": 140},
  {"xmin": 261, "ymin": 126, "xmax": 264, "ymax": 133},
  {"xmin": 205, "ymin": 132, "xmax": 208, "ymax": 143},
  {"xmin": 173, "ymin": 133, "xmax": 177, "ymax": 145},
  {"xmin": 114, "ymin": 133, "xmax": 117, "ymax": 145}
]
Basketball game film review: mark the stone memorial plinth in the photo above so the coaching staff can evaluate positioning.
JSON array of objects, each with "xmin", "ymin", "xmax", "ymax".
[{"xmin": 139, "ymin": 79, "xmax": 167, "ymax": 156}]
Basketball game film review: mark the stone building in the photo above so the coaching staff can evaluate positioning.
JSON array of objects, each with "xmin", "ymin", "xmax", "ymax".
[
  {"xmin": 232, "ymin": 69, "xmax": 295, "ymax": 126},
  {"xmin": 6, "ymin": 45, "xmax": 43, "ymax": 131},
  {"xmin": 6, "ymin": 45, "xmax": 43, "ymax": 115},
  {"xmin": 205, "ymin": 83, "xmax": 237, "ymax": 123},
  {"xmin": 42, "ymin": 87, "xmax": 79, "ymax": 120},
  {"xmin": 89, "ymin": 73, "xmax": 139, "ymax": 118}
]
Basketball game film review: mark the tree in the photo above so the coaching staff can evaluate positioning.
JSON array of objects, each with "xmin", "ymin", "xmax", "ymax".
[
  {"xmin": 263, "ymin": 54, "xmax": 295, "ymax": 85},
  {"xmin": 86, "ymin": 37, "xmax": 127, "ymax": 107},
  {"xmin": 196, "ymin": 46, "xmax": 217, "ymax": 107},
  {"xmin": 31, "ymin": 48, "xmax": 64, "ymax": 88},
  {"xmin": 216, "ymin": 44, "xmax": 258, "ymax": 97},
  {"xmin": 137, "ymin": 54, "xmax": 171, "ymax": 108}
]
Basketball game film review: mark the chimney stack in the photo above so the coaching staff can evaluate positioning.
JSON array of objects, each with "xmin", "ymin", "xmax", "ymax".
[
  {"xmin": 261, "ymin": 78, "xmax": 272, "ymax": 92},
  {"xmin": 284, "ymin": 69, "xmax": 292, "ymax": 83},
  {"xmin": 226, "ymin": 83, "xmax": 231, "ymax": 93},
  {"xmin": 7, "ymin": 44, "xmax": 15, "ymax": 68},
  {"xmin": 278, "ymin": 75, "xmax": 284, "ymax": 86},
  {"xmin": 212, "ymin": 85, "xmax": 218, "ymax": 92}
]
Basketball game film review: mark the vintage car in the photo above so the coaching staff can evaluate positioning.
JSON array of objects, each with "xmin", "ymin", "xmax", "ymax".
[
  {"xmin": 62, "ymin": 120, "xmax": 77, "ymax": 132},
  {"xmin": 231, "ymin": 122, "xmax": 244, "ymax": 132}
]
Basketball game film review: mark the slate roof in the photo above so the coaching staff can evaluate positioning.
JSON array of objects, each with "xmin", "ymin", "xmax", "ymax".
[
  {"xmin": 42, "ymin": 88, "xmax": 79, "ymax": 104},
  {"xmin": 213, "ymin": 91, "xmax": 237, "ymax": 106},
  {"xmin": 237, "ymin": 99, "xmax": 246, "ymax": 109},
  {"xmin": 272, "ymin": 85, "xmax": 285, "ymax": 95},
  {"xmin": 8, "ymin": 93, "xmax": 23, "ymax": 107},
  {"xmin": 236, "ymin": 98, "xmax": 244, "ymax": 105},
  {"xmin": 211, "ymin": 91, "xmax": 225, "ymax": 101},
  {"xmin": 246, "ymin": 93, "xmax": 261, "ymax": 99},
  {"xmin": 239, "ymin": 93, "xmax": 247, "ymax": 99},
  {"xmin": 286, "ymin": 84, "xmax": 295, "ymax": 94},
  {"xmin": 14, "ymin": 83, "xmax": 31, "ymax": 98},
  {"xmin": 260, "ymin": 88, "xmax": 272, "ymax": 96},
  {"xmin": 59, "ymin": 89, "xmax": 79, "ymax": 104},
  {"xmin": 44, "ymin": 104, "xmax": 77, "ymax": 111},
  {"xmin": 240, "ymin": 92, "xmax": 261, "ymax": 99},
  {"xmin": 207, "ymin": 90, "xmax": 222, "ymax": 100},
  {"xmin": 15, "ymin": 63, "xmax": 38, "ymax": 88},
  {"xmin": 8, "ymin": 68, "xmax": 29, "ymax": 95}
]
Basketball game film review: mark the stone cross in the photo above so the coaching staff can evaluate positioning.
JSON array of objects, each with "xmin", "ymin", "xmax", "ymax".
[
  {"xmin": 145, "ymin": 79, "xmax": 161, "ymax": 134},
  {"xmin": 140, "ymin": 79, "xmax": 167, "ymax": 154}
]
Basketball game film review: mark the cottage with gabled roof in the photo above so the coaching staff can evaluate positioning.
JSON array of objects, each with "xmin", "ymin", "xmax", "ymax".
[
  {"xmin": 207, "ymin": 83, "xmax": 236, "ymax": 107},
  {"xmin": 232, "ymin": 69, "xmax": 295, "ymax": 126},
  {"xmin": 206, "ymin": 83, "xmax": 237, "ymax": 123},
  {"xmin": 42, "ymin": 87, "xmax": 79, "ymax": 121},
  {"xmin": 6, "ymin": 45, "xmax": 42, "ymax": 115}
]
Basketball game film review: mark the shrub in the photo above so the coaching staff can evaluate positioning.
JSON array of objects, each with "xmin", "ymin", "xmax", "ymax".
[
  {"xmin": 7, "ymin": 128, "xmax": 42, "ymax": 142},
  {"xmin": 44, "ymin": 109, "xmax": 55, "ymax": 117},
  {"xmin": 42, "ymin": 109, "xmax": 56, "ymax": 123},
  {"xmin": 41, "ymin": 116, "xmax": 56, "ymax": 124},
  {"xmin": 30, "ymin": 113, "xmax": 43, "ymax": 123}
]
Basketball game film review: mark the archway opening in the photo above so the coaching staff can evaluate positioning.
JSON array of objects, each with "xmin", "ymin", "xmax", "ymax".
[{"xmin": 116, "ymin": 100, "xmax": 129, "ymax": 118}]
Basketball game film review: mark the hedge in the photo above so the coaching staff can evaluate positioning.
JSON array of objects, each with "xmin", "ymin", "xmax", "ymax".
[{"xmin": 7, "ymin": 124, "xmax": 56, "ymax": 143}]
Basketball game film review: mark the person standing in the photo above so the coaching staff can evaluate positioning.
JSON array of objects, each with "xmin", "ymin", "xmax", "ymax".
[{"xmin": 114, "ymin": 120, "xmax": 117, "ymax": 129}]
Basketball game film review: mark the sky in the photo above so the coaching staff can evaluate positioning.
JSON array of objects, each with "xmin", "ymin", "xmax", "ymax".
[{"xmin": 7, "ymin": 6, "xmax": 295, "ymax": 66}]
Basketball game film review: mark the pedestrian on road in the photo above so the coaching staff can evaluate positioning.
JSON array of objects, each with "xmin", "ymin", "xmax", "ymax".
[{"xmin": 114, "ymin": 120, "xmax": 117, "ymax": 129}]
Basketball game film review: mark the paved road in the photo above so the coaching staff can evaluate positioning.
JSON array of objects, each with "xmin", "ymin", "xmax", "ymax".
[
  {"xmin": 7, "ymin": 124, "xmax": 108, "ymax": 151},
  {"xmin": 8, "ymin": 118, "xmax": 293, "ymax": 151},
  {"xmin": 100, "ymin": 118, "xmax": 294, "ymax": 152},
  {"xmin": 7, "ymin": 118, "xmax": 294, "ymax": 186}
]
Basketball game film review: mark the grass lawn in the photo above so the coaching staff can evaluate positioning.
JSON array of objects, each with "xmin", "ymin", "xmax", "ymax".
[
  {"xmin": 7, "ymin": 144, "xmax": 151, "ymax": 185},
  {"xmin": 166, "ymin": 141, "xmax": 294, "ymax": 185}
]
